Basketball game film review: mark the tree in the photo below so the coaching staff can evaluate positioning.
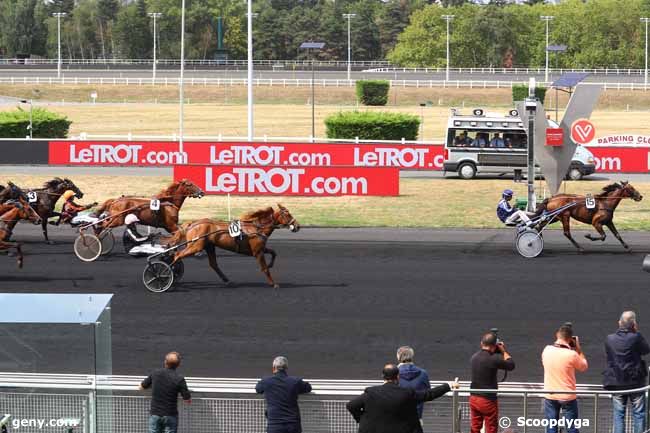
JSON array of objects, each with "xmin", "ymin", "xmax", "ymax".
[{"xmin": 114, "ymin": 0, "xmax": 151, "ymax": 59}]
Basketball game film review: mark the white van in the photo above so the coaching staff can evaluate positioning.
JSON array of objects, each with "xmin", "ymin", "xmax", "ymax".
[{"xmin": 442, "ymin": 108, "xmax": 596, "ymax": 180}]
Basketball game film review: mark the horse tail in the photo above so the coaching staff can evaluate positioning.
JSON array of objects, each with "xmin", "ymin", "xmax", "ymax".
[{"xmin": 160, "ymin": 225, "xmax": 187, "ymax": 247}]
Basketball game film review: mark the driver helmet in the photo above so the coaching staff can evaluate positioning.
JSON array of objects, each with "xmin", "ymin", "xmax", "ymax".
[
  {"xmin": 124, "ymin": 214, "xmax": 140, "ymax": 225},
  {"xmin": 502, "ymin": 189, "xmax": 514, "ymax": 199},
  {"xmin": 62, "ymin": 190, "xmax": 76, "ymax": 201}
]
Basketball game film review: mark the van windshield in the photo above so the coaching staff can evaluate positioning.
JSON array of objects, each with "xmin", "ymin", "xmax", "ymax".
[{"xmin": 447, "ymin": 129, "xmax": 527, "ymax": 149}]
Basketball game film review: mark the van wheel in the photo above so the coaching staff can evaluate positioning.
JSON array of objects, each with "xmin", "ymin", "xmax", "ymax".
[
  {"xmin": 458, "ymin": 163, "xmax": 477, "ymax": 180},
  {"xmin": 566, "ymin": 167, "xmax": 583, "ymax": 181}
]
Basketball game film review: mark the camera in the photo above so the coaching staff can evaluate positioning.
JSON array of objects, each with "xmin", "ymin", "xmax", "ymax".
[
  {"xmin": 563, "ymin": 322, "xmax": 578, "ymax": 348},
  {"xmin": 490, "ymin": 328, "xmax": 504, "ymax": 352}
]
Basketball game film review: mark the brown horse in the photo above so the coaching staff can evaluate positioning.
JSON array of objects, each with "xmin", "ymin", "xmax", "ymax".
[
  {"xmin": 0, "ymin": 198, "xmax": 43, "ymax": 268},
  {"xmin": 96, "ymin": 179, "xmax": 204, "ymax": 233},
  {"xmin": 536, "ymin": 181, "xmax": 643, "ymax": 252},
  {"xmin": 164, "ymin": 204, "xmax": 299, "ymax": 288}
]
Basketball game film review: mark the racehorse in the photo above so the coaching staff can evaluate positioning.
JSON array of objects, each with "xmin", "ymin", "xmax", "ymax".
[
  {"xmin": 536, "ymin": 181, "xmax": 643, "ymax": 252},
  {"xmin": 2, "ymin": 178, "xmax": 83, "ymax": 243},
  {"xmin": 95, "ymin": 179, "xmax": 204, "ymax": 233},
  {"xmin": 0, "ymin": 182, "xmax": 28, "ymax": 203},
  {"xmin": 163, "ymin": 204, "xmax": 299, "ymax": 288},
  {"xmin": 0, "ymin": 198, "xmax": 43, "ymax": 268}
]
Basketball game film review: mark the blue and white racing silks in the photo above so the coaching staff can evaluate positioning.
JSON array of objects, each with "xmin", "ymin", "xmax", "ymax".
[{"xmin": 496, "ymin": 198, "xmax": 516, "ymax": 223}]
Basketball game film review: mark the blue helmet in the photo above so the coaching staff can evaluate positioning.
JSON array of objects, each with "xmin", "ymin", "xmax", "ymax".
[{"xmin": 502, "ymin": 189, "xmax": 514, "ymax": 199}]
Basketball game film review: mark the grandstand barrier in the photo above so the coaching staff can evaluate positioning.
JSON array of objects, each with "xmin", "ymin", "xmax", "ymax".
[{"xmin": 0, "ymin": 373, "xmax": 647, "ymax": 433}]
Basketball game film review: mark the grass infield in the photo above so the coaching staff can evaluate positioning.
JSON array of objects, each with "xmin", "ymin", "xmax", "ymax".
[{"xmin": 4, "ymin": 174, "xmax": 649, "ymax": 230}]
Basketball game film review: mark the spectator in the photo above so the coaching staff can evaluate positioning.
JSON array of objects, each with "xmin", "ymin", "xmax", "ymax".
[
  {"xmin": 346, "ymin": 363, "xmax": 455, "ymax": 433},
  {"xmin": 469, "ymin": 332, "xmax": 515, "ymax": 433},
  {"xmin": 490, "ymin": 133, "xmax": 505, "ymax": 148},
  {"xmin": 139, "ymin": 352, "xmax": 191, "ymax": 433},
  {"xmin": 542, "ymin": 323, "xmax": 588, "ymax": 433},
  {"xmin": 473, "ymin": 134, "xmax": 488, "ymax": 147},
  {"xmin": 396, "ymin": 346, "xmax": 431, "ymax": 421},
  {"xmin": 603, "ymin": 311, "xmax": 650, "ymax": 433},
  {"xmin": 255, "ymin": 356, "xmax": 312, "ymax": 433}
]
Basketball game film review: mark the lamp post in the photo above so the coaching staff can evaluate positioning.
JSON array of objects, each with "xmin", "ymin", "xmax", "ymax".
[
  {"xmin": 300, "ymin": 42, "xmax": 325, "ymax": 140},
  {"xmin": 148, "ymin": 12, "xmax": 162, "ymax": 82},
  {"xmin": 179, "ymin": 0, "xmax": 186, "ymax": 154},
  {"xmin": 20, "ymin": 99, "xmax": 33, "ymax": 139},
  {"xmin": 52, "ymin": 12, "xmax": 67, "ymax": 80},
  {"xmin": 540, "ymin": 16, "xmax": 554, "ymax": 83},
  {"xmin": 642, "ymin": 18, "xmax": 650, "ymax": 87},
  {"xmin": 442, "ymin": 15, "xmax": 454, "ymax": 82},
  {"xmin": 342, "ymin": 14, "xmax": 356, "ymax": 81},
  {"xmin": 247, "ymin": 0, "xmax": 254, "ymax": 141}
]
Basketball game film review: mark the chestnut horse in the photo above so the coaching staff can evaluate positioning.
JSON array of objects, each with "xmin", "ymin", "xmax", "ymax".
[
  {"xmin": 536, "ymin": 181, "xmax": 643, "ymax": 252},
  {"xmin": 95, "ymin": 179, "xmax": 204, "ymax": 233},
  {"xmin": 3, "ymin": 178, "xmax": 84, "ymax": 243},
  {"xmin": 163, "ymin": 204, "xmax": 299, "ymax": 288},
  {"xmin": 0, "ymin": 198, "xmax": 43, "ymax": 268}
]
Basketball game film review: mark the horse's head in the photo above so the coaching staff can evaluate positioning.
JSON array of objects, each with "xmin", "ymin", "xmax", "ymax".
[
  {"xmin": 620, "ymin": 181, "xmax": 643, "ymax": 202},
  {"xmin": 6, "ymin": 198, "xmax": 41, "ymax": 225},
  {"xmin": 62, "ymin": 178, "xmax": 84, "ymax": 199},
  {"xmin": 177, "ymin": 179, "xmax": 204, "ymax": 198},
  {"xmin": 274, "ymin": 204, "xmax": 299, "ymax": 232}
]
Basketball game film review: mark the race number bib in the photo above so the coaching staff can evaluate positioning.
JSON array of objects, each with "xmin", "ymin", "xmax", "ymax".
[
  {"xmin": 228, "ymin": 220, "xmax": 242, "ymax": 238},
  {"xmin": 149, "ymin": 199, "xmax": 160, "ymax": 211},
  {"xmin": 27, "ymin": 191, "xmax": 38, "ymax": 203},
  {"xmin": 586, "ymin": 193, "xmax": 596, "ymax": 209}
]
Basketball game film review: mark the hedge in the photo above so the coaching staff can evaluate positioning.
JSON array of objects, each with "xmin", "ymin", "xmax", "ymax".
[
  {"xmin": 0, "ymin": 108, "xmax": 72, "ymax": 138},
  {"xmin": 512, "ymin": 85, "xmax": 547, "ymax": 105},
  {"xmin": 325, "ymin": 111, "xmax": 420, "ymax": 141},
  {"xmin": 355, "ymin": 80, "xmax": 390, "ymax": 106}
]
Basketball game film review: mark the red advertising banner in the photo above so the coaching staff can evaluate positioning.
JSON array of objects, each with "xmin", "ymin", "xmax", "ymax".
[
  {"xmin": 174, "ymin": 165, "xmax": 400, "ymax": 196},
  {"xmin": 585, "ymin": 147, "xmax": 650, "ymax": 173},
  {"xmin": 49, "ymin": 140, "xmax": 446, "ymax": 170}
]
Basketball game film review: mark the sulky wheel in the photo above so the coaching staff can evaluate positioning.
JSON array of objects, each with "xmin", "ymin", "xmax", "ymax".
[
  {"xmin": 515, "ymin": 229, "xmax": 544, "ymax": 258},
  {"xmin": 74, "ymin": 233, "xmax": 102, "ymax": 262},
  {"xmin": 142, "ymin": 260, "xmax": 175, "ymax": 293},
  {"xmin": 99, "ymin": 230, "xmax": 115, "ymax": 256},
  {"xmin": 160, "ymin": 255, "xmax": 184, "ymax": 283}
]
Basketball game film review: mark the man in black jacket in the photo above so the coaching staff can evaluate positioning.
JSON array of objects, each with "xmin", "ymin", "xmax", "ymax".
[
  {"xmin": 603, "ymin": 311, "xmax": 650, "ymax": 433},
  {"xmin": 346, "ymin": 364, "xmax": 455, "ymax": 433},
  {"xmin": 255, "ymin": 356, "xmax": 312, "ymax": 433}
]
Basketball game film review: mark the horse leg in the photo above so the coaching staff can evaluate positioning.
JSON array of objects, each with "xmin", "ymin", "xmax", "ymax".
[
  {"xmin": 264, "ymin": 247, "xmax": 277, "ymax": 269},
  {"xmin": 606, "ymin": 221, "xmax": 630, "ymax": 250},
  {"xmin": 0, "ymin": 241, "xmax": 23, "ymax": 268},
  {"xmin": 255, "ymin": 252, "xmax": 278, "ymax": 288},
  {"xmin": 561, "ymin": 214, "xmax": 583, "ymax": 252},
  {"xmin": 41, "ymin": 218, "xmax": 52, "ymax": 244},
  {"xmin": 585, "ymin": 216, "xmax": 607, "ymax": 242},
  {"xmin": 203, "ymin": 244, "xmax": 231, "ymax": 285}
]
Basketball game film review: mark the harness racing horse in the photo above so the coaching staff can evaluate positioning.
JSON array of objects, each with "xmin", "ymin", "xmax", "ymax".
[
  {"xmin": 0, "ymin": 198, "xmax": 43, "ymax": 268},
  {"xmin": 535, "ymin": 181, "xmax": 643, "ymax": 252},
  {"xmin": 1, "ymin": 178, "xmax": 83, "ymax": 244},
  {"xmin": 95, "ymin": 179, "xmax": 204, "ymax": 233},
  {"xmin": 164, "ymin": 204, "xmax": 300, "ymax": 288}
]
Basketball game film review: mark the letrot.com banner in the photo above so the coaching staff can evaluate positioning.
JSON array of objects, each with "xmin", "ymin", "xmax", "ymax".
[
  {"xmin": 48, "ymin": 140, "xmax": 446, "ymax": 169},
  {"xmin": 174, "ymin": 165, "xmax": 400, "ymax": 196}
]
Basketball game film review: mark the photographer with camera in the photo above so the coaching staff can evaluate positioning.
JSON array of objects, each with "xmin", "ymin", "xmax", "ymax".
[
  {"xmin": 542, "ymin": 323, "xmax": 588, "ymax": 433},
  {"xmin": 469, "ymin": 329, "xmax": 515, "ymax": 433}
]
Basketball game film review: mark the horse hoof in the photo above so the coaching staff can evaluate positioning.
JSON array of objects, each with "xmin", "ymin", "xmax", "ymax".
[
  {"xmin": 46, "ymin": 240, "xmax": 54, "ymax": 245},
  {"xmin": 578, "ymin": 248, "xmax": 585, "ymax": 254},
  {"xmin": 17, "ymin": 260, "xmax": 23, "ymax": 269},
  {"xmin": 224, "ymin": 281, "xmax": 234, "ymax": 287},
  {"xmin": 272, "ymin": 284, "xmax": 280, "ymax": 289}
]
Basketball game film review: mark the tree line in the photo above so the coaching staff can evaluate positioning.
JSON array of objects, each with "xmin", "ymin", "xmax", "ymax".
[
  {"xmin": 0, "ymin": 0, "xmax": 424, "ymax": 61},
  {"xmin": 389, "ymin": 0, "xmax": 650, "ymax": 68}
]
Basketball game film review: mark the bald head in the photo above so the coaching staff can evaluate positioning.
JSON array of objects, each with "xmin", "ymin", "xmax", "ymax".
[
  {"xmin": 619, "ymin": 311, "xmax": 637, "ymax": 331},
  {"xmin": 382, "ymin": 364, "xmax": 399, "ymax": 382},
  {"xmin": 164, "ymin": 352, "xmax": 181, "ymax": 369}
]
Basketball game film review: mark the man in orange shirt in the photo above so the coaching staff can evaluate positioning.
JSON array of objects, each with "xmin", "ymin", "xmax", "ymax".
[{"xmin": 541, "ymin": 323, "xmax": 588, "ymax": 433}]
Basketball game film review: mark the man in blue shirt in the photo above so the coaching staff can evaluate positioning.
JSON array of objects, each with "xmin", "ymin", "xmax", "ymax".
[
  {"xmin": 496, "ymin": 189, "xmax": 534, "ymax": 226},
  {"xmin": 490, "ymin": 133, "xmax": 505, "ymax": 148},
  {"xmin": 256, "ymin": 356, "xmax": 312, "ymax": 433}
]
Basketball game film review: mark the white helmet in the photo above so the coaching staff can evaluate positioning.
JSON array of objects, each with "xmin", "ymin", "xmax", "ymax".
[{"xmin": 124, "ymin": 214, "xmax": 140, "ymax": 225}]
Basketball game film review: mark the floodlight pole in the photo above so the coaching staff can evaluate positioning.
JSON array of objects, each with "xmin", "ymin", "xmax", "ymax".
[
  {"xmin": 52, "ymin": 13, "xmax": 67, "ymax": 80},
  {"xmin": 343, "ymin": 14, "xmax": 356, "ymax": 81},
  {"xmin": 526, "ymin": 78, "xmax": 537, "ymax": 212},
  {"xmin": 642, "ymin": 18, "xmax": 650, "ymax": 88},
  {"xmin": 442, "ymin": 15, "xmax": 454, "ymax": 82},
  {"xmin": 247, "ymin": 0, "xmax": 254, "ymax": 141},
  {"xmin": 148, "ymin": 13, "xmax": 162, "ymax": 82},
  {"xmin": 179, "ymin": 0, "xmax": 186, "ymax": 154},
  {"xmin": 541, "ymin": 16, "xmax": 554, "ymax": 83}
]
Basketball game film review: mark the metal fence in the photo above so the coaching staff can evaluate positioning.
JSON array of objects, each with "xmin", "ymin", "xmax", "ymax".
[{"xmin": 0, "ymin": 374, "xmax": 648, "ymax": 433}]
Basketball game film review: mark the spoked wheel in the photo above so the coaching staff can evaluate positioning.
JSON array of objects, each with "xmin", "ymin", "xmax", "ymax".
[
  {"xmin": 98, "ymin": 230, "xmax": 115, "ymax": 256},
  {"xmin": 161, "ymin": 255, "xmax": 184, "ymax": 283},
  {"xmin": 516, "ymin": 229, "xmax": 544, "ymax": 258},
  {"xmin": 142, "ymin": 261, "xmax": 175, "ymax": 293},
  {"xmin": 74, "ymin": 233, "xmax": 102, "ymax": 262}
]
